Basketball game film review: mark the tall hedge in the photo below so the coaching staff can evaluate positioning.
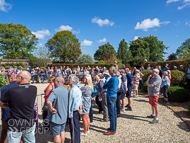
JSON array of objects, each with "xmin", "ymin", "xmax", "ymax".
[
  {"xmin": 142, "ymin": 70, "xmax": 152, "ymax": 81},
  {"xmin": 170, "ymin": 70, "xmax": 186, "ymax": 86},
  {"xmin": 168, "ymin": 86, "xmax": 190, "ymax": 102},
  {"xmin": 144, "ymin": 59, "xmax": 190, "ymax": 72}
]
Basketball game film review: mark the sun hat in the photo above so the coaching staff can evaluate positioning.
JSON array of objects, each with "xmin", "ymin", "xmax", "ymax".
[
  {"xmin": 103, "ymin": 70, "xmax": 110, "ymax": 76},
  {"xmin": 120, "ymin": 69, "xmax": 125, "ymax": 73}
]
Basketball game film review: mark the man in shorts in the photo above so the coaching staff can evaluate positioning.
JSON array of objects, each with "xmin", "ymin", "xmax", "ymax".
[
  {"xmin": 47, "ymin": 77, "xmax": 68, "ymax": 143},
  {"xmin": 125, "ymin": 68, "xmax": 133, "ymax": 111},
  {"xmin": 146, "ymin": 69, "xmax": 161, "ymax": 124}
]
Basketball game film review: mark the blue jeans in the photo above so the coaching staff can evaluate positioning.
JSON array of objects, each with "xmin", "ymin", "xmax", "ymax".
[
  {"xmin": 116, "ymin": 93, "xmax": 121, "ymax": 114},
  {"xmin": 107, "ymin": 96, "xmax": 117, "ymax": 132},
  {"xmin": 7, "ymin": 124, "xmax": 36, "ymax": 143},
  {"xmin": 41, "ymin": 75, "xmax": 44, "ymax": 83},
  {"xmin": 89, "ymin": 101, "xmax": 93, "ymax": 122},
  {"xmin": 32, "ymin": 75, "xmax": 35, "ymax": 83}
]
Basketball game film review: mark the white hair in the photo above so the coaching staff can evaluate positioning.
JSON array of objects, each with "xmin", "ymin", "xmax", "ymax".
[
  {"xmin": 69, "ymin": 75, "xmax": 79, "ymax": 85},
  {"xmin": 20, "ymin": 71, "xmax": 31, "ymax": 82},
  {"xmin": 111, "ymin": 66, "xmax": 117, "ymax": 74}
]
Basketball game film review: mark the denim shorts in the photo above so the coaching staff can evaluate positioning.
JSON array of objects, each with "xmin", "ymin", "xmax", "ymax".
[
  {"xmin": 82, "ymin": 106, "xmax": 90, "ymax": 115},
  {"xmin": 50, "ymin": 122, "xmax": 66, "ymax": 136}
]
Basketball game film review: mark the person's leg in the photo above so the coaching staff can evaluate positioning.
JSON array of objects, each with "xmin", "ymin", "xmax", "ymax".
[
  {"xmin": 155, "ymin": 106, "xmax": 159, "ymax": 119},
  {"xmin": 107, "ymin": 97, "xmax": 115, "ymax": 132},
  {"xmin": 60, "ymin": 131, "xmax": 65, "ymax": 143},
  {"xmin": 114, "ymin": 99, "xmax": 117, "ymax": 131},
  {"xmin": 83, "ymin": 114, "xmax": 88, "ymax": 134},
  {"xmin": 1, "ymin": 121, "xmax": 8, "ymax": 143},
  {"xmin": 152, "ymin": 106, "xmax": 155, "ymax": 115},
  {"xmin": 165, "ymin": 85, "xmax": 169, "ymax": 102},
  {"xmin": 54, "ymin": 135, "xmax": 61, "ymax": 143},
  {"xmin": 74, "ymin": 111, "xmax": 81, "ymax": 142},
  {"xmin": 41, "ymin": 76, "xmax": 44, "ymax": 83},
  {"xmin": 89, "ymin": 102, "xmax": 93, "ymax": 122},
  {"xmin": 7, "ymin": 130, "xmax": 22, "ymax": 143},
  {"xmin": 87, "ymin": 113, "xmax": 90, "ymax": 132},
  {"xmin": 122, "ymin": 98, "xmax": 125, "ymax": 110},
  {"xmin": 21, "ymin": 123, "xmax": 36, "ymax": 143},
  {"xmin": 102, "ymin": 92, "xmax": 108, "ymax": 120},
  {"xmin": 116, "ymin": 93, "xmax": 121, "ymax": 114}
]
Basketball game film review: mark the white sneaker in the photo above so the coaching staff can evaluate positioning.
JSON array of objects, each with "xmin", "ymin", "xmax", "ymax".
[
  {"xmin": 80, "ymin": 132, "xmax": 87, "ymax": 136},
  {"xmin": 121, "ymin": 109, "xmax": 125, "ymax": 112},
  {"xmin": 87, "ymin": 131, "xmax": 90, "ymax": 134}
]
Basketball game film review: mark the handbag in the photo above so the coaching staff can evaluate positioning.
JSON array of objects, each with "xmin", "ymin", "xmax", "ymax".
[{"xmin": 42, "ymin": 103, "xmax": 49, "ymax": 111}]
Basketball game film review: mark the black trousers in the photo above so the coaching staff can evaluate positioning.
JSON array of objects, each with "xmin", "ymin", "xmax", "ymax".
[
  {"xmin": 69, "ymin": 111, "xmax": 80, "ymax": 143},
  {"xmin": 187, "ymin": 78, "xmax": 190, "ymax": 91},
  {"xmin": 95, "ymin": 95, "xmax": 103, "ymax": 112},
  {"xmin": 139, "ymin": 80, "xmax": 144, "ymax": 89}
]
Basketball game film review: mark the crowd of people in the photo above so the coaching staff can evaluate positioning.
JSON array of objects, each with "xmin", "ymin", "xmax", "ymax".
[{"xmin": 0, "ymin": 62, "xmax": 189, "ymax": 143}]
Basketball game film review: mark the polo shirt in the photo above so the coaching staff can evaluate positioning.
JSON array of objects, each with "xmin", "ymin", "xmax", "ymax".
[
  {"xmin": 47, "ymin": 85, "xmax": 68, "ymax": 124},
  {"xmin": 1, "ymin": 81, "xmax": 18, "ymax": 122},
  {"xmin": 0, "ymin": 84, "xmax": 37, "ymax": 132},
  {"xmin": 148, "ymin": 76, "xmax": 161, "ymax": 96}
]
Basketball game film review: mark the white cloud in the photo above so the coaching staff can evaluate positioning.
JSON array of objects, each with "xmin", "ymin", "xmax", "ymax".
[
  {"xmin": 91, "ymin": 17, "xmax": 114, "ymax": 27},
  {"xmin": 166, "ymin": 0, "xmax": 181, "ymax": 4},
  {"xmin": 37, "ymin": 43, "xmax": 43, "ymax": 47},
  {"xmin": 55, "ymin": 25, "xmax": 80, "ymax": 34},
  {"xmin": 178, "ymin": 2, "xmax": 190, "ymax": 10},
  {"xmin": 0, "ymin": 0, "xmax": 12, "ymax": 12},
  {"xmin": 135, "ymin": 18, "xmax": 170, "ymax": 31},
  {"xmin": 32, "ymin": 29, "xmax": 51, "ymax": 39},
  {"xmin": 185, "ymin": 22, "xmax": 190, "ymax": 26},
  {"xmin": 81, "ymin": 39, "xmax": 93, "ymax": 46},
  {"xmin": 55, "ymin": 25, "xmax": 73, "ymax": 32},
  {"xmin": 175, "ymin": 21, "xmax": 180, "ymax": 26},
  {"xmin": 97, "ymin": 38, "xmax": 107, "ymax": 43},
  {"xmin": 133, "ymin": 36, "xmax": 139, "ymax": 41}
]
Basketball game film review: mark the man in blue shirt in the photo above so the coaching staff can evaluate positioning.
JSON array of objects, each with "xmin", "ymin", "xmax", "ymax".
[
  {"xmin": 163, "ymin": 64, "xmax": 171, "ymax": 71},
  {"xmin": 0, "ymin": 75, "xmax": 18, "ymax": 143},
  {"xmin": 100, "ymin": 70, "xmax": 110, "ymax": 122},
  {"xmin": 47, "ymin": 77, "xmax": 68, "ymax": 143},
  {"xmin": 125, "ymin": 68, "xmax": 133, "ymax": 111},
  {"xmin": 68, "ymin": 75, "xmax": 82, "ymax": 143},
  {"xmin": 103, "ymin": 66, "xmax": 119, "ymax": 135}
]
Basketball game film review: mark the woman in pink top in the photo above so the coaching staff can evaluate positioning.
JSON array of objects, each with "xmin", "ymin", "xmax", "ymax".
[
  {"xmin": 43, "ymin": 76, "xmax": 55, "ymax": 120},
  {"xmin": 44, "ymin": 76, "xmax": 55, "ymax": 102}
]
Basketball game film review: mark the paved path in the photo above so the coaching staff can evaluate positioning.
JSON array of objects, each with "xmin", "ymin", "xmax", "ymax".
[{"xmin": 22, "ymin": 84, "xmax": 190, "ymax": 142}]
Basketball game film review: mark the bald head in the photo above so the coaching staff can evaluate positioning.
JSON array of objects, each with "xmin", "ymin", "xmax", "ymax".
[{"xmin": 55, "ymin": 77, "xmax": 64, "ymax": 87}]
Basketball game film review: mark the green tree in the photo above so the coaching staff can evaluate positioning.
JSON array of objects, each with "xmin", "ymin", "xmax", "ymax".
[
  {"xmin": 129, "ymin": 38, "xmax": 150, "ymax": 68},
  {"xmin": 45, "ymin": 31, "xmax": 81, "ymax": 62},
  {"xmin": 77, "ymin": 54, "xmax": 94, "ymax": 64},
  {"xmin": 142, "ymin": 35, "xmax": 168, "ymax": 61},
  {"xmin": 0, "ymin": 23, "xmax": 38, "ymax": 59},
  {"xmin": 176, "ymin": 38, "xmax": 190, "ymax": 59},
  {"xmin": 94, "ymin": 42, "xmax": 116, "ymax": 61},
  {"xmin": 117, "ymin": 39, "xmax": 132, "ymax": 64}
]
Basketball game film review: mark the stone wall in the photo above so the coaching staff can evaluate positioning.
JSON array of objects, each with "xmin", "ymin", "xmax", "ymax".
[{"xmin": 1, "ymin": 59, "xmax": 30, "ymax": 68}]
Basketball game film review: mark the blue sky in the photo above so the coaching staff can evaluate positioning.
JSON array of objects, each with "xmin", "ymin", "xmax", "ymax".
[{"xmin": 0, "ymin": 0, "xmax": 190, "ymax": 59}]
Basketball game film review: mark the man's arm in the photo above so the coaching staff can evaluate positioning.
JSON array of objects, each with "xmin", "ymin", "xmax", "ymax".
[
  {"xmin": 0, "ymin": 101, "xmax": 9, "ymax": 108},
  {"xmin": 103, "ymin": 78, "xmax": 112, "ymax": 89},
  {"xmin": 46, "ymin": 92, "xmax": 57, "ymax": 114}
]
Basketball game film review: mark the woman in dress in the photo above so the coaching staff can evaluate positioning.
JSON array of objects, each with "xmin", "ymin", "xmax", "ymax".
[{"xmin": 80, "ymin": 74, "xmax": 93, "ymax": 136}]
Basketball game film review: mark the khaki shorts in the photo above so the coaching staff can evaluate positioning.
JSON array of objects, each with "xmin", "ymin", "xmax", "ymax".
[{"xmin": 133, "ymin": 84, "xmax": 139, "ymax": 90}]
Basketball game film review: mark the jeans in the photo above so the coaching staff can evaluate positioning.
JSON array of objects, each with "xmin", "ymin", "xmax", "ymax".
[
  {"xmin": 7, "ymin": 124, "xmax": 36, "ymax": 143},
  {"xmin": 102, "ymin": 92, "xmax": 108, "ymax": 120},
  {"xmin": 69, "ymin": 111, "xmax": 80, "ymax": 143},
  {"xmin": 89, "ymin": 101, "xmax": 93, "ymax": 122},
  {"xmin": 32, "ymin": 75, "xmax": 35, "ymax": 83},
  {"xmin": 107, "ymin": 96, "xmax": 117, "ymax": 132},
  {"xmin": 41, "ymin": 75, "xmax": 44, "ymax": 83},
  {"xmin": 116, "ymin": 93, "xmax": 121, "ymax": 114}
]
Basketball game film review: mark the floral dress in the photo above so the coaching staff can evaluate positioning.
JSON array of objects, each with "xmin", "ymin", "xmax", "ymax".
[{"xmin": 81, "ymin": 85, "xmax": 92, "ymax": 114}]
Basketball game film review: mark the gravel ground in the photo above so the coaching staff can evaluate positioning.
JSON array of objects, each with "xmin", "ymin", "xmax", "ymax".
[{"xmin": 6, "ymin": 83, "xmax": 190, "ymax": 143}]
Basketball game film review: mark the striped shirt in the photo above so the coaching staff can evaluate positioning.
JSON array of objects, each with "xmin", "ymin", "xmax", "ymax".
[{"xmin": 133, "ymin": 74, "xmax": 140, "ymax": 85}]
